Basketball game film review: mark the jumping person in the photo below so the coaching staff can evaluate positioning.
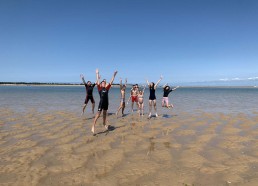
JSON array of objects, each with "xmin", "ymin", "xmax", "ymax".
[
  {"xmin": 146, "ymin": 75, "xmax": 163, "ymax": 118},
  {"xmin": 127, "ymin": 84, "xmax": 139, "ymax": 113},
  {"xmin": 80, "ymin": 74, "xmax": 96, "ymax": 115},
  {"xmin": 116, "ymin": 78, "xmax": 127, "ymax": 116},
  {"xmin": 92, "ymin": 69, "xmax": 118, "ymax": 134},
  {"xmin": 162, "ymin": 84, "xmax": 179, "ymax": 109},
  {"xmin": 137, "ymin": 85, "xmax": 146, "ymax": 116}
]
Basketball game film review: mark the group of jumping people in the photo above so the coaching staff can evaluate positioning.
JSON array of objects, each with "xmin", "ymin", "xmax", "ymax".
[{"xmin": 80, "ymin": 69, "xmax": 179, "ymax": 135}]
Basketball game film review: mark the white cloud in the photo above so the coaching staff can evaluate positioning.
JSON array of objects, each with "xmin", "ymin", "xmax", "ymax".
[
  {"xmin": 232, "ymin": 78, "xmax": 241, "ymax": 81},
  {"xmin": 219, "ymin": 78, "xmax": 229, "ymax": 81}
]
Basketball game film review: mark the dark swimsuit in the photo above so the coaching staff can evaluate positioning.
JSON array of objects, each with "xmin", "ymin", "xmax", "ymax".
[
  {"xmin": 149, "ymin": 87, "xmax": 156, "ymax": 100},
  {"xmin": 163, "ymin": 88, "xmax": 173, "ymax": 97},
  {"xmin": 98, "ymin": 84, "xmax": 111, "ymax": 111},
  {"xmin": 84, "ymin": 83, "xmax": 95, "ymax": 104}
]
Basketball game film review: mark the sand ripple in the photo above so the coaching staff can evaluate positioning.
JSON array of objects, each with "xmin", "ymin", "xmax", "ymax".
[{"xmin": 1, "ymin": 110, "xmax": 258, "ymax": 185}]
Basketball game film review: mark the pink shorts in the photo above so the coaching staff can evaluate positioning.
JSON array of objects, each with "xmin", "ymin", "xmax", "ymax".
[{"xmin": 162, "ymin": 97, "xmax": 169, "ymax": 105}]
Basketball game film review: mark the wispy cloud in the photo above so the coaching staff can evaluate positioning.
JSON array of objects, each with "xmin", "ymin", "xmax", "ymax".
[
  {"xmin": 248, "ymin": 77, "xmax": 258, "ymax": 80},
  {"xmin": 219, "ymin": 78, "xmax": 230, "ymax": 81},
  {"xmin": 232, "ymin": 78, "xmax": 241, "ymax": 81},
  {"xmin": 220, "ymin": 77, "xmax": 258, "ymax": 81}
]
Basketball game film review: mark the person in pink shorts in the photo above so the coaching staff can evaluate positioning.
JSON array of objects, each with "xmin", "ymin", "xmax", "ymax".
[{"xmin": 162, "ymin": 84, "xmax": 179, "ymax": 109}]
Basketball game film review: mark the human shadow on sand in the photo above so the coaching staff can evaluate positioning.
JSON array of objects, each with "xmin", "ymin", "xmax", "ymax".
[
  {"xmin": 116, "ymin": 113, "xmax": 130, "ymax": 119},
  {"xmin": 93, "ymin": 124, "xmax": 126, "ymax": 136},
  {"xmin": 84, "ymin": 116, "xmax": 95, "ymax": 120},
  {"xmin": 162, "ymin": 114, "xmax": 178, "ymax": 118}
]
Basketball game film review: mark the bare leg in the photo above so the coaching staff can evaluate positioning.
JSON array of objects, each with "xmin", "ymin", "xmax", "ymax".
[
  {"xmin": 138, "ymin": 103, "xmax": 141, "ymax": 116},
  {"xmin": 92, "ymin": 103, "xmax": 95, "ymax": 114},
  {"xmin": 122, "ymin": 102, "xmax": 125, "ymax": 115},
  {"xmin": 166, "ymin": 100, "xmax": 169, "ymax": 108},
  {"xmin": 103, "ymin": 110, "xmax": 108, "ymax": 129},
  {"xmin": 148, "ymin": 100, "xmax": 152, "ymax": 118},
  {"xmin": 137, "ymin": 102, "xmax": 140, "ymax": 115},
  {"xmin": 162, "ymin": 99, "xmax": 165, "ymax": 107},
  {"xmin": 139, "ymin": 103, "xmax": 143, "ymax": 116},
  {"xmin": 82, "ymin": 104, "xmax": 87, "ymax": 115},
  {"xmin": 131, "ymin": 102, "xmax": 134, "ymax": 113},
  {"xmin": 153, "ymin": 100, "xmax": 158, "ymax": 117},
  {"xmin": 170, "ymin": 103, "xmax": 174, "ymax": 109},
  {"xmin": 92, "ymin": 111, "xmax": 101, "ymax": 134},
  {"xmin": 116, "ymin": 103, "xmax": 122, "ymax": 115},
  {"xmin": 142, "ymin": 103, "xmax": 144, "ymax": 116}
]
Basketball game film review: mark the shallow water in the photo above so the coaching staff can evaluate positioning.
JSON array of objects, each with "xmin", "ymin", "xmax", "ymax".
[{"xmin": 0, "ymin": 85, "xmax": 257, "ymax": 115}]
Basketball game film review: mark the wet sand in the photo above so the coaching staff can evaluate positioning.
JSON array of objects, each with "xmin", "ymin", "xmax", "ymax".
[{"xmin": 1, "ymin": 108, "xmax": 258, "ymax": 186}]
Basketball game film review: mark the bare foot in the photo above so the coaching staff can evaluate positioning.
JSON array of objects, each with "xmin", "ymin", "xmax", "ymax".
[{"xmin": 148, "ymin": 113, "xmax": 151, "ymax": 119}]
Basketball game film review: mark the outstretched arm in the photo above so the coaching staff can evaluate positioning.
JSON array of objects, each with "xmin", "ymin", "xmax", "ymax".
[
  {"xmin": 109, "ymin": 71, "xmax": 118, "ymax": 86},
  {"xmin": 80, "ymin": 74, "xmax": 86, "ymax": 85},
  {"xmin": 154, "ymin": 75, "xmax": 163, "ymax": 89},
  {"xmin": 96, "ymin": 69, "xmax": 100, "ymax": 85},
  {"xmin": 172, "ymin": 86, "xmax": 179, "ymax": 91}
]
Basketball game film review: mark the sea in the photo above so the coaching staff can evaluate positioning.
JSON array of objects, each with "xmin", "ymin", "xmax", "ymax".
[{"xmin": 0, "ymin": 85, "xmax": 258, "ymax": 115}]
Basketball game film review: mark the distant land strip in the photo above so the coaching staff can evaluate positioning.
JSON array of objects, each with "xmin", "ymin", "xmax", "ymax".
[{"xmin": 0, "ymin": 82, "xmax": 123, "ymax": 86}]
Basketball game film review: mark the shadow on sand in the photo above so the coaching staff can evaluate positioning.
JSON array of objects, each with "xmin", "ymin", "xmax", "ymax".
[
  {"xmin": 94, "ymin": 124, "xmax": 126, "ymax": 136},
  {"xmin": 162, "ymin": 114, "xmax": 178, "ymax": 118}
]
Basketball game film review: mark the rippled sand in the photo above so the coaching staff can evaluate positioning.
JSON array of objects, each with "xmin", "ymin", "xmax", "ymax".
[{"xmin": 1, "ymin": 108, "xmax": 258, "ymax": 186}]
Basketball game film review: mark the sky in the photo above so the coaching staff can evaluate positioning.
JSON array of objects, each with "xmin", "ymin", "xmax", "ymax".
[{"xmin": 0, "ymin": 0, "xmax": 258, "ymax": 85}]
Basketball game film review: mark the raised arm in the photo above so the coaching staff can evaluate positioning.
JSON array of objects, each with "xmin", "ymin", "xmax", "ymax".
[
  {"xmin": 96, "ymin": 69, "xmax": 100, "ymax": 85},
  {"xmin": 127, "ymin": 90, "xmax": 132, "ymax": 104},
  {"xmin": 80, "ymin": 74, "xmax": 86, "ymax": 85},
  {"xmin": 109, "ymin": 71, "xmax": 118, "ymax": 86},
  {"xmin": 142, "ymin": 85, "xmax": 146, "ymax": 94},
  {"xmin": 163, "ymin": 83, "xmax": 168, "ymax": 88},
  {"xmin": 146, "ymin": 79, "xmax": 150, "ymax": 87},
  {"xmin": 154, "ymin": 75, "xmax": 163, "ymax": 89},
  {"xmin": 124, "ymin": 78, "xmax": 127, "ymax": 87},
  {"xmin": 119, "ymin": 78, "xmax": 122, "ymax": 89}
]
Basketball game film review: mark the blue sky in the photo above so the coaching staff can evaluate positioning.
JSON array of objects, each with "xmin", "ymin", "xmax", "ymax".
[{"xmin": 0, "ymin": 0, "xmax": 258, "ymax": 85}]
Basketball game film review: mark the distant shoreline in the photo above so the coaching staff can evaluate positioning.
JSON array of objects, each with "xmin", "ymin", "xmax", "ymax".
[
  {"xmin": 0, "ymin": 83, "xmax": 257, "ymax": 88},
  {"xmin": 0, "ymin": 82, "xmax": 123, "ymax": 88}
]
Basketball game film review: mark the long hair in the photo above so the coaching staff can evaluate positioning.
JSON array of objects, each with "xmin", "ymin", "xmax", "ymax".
[{"xmin": 149, "ymin": 82, "xmax": 155, "ymax": 89}]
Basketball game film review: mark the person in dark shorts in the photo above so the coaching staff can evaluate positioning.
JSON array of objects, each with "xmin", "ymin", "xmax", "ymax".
[
  {"xmin": 146, "ymin": 75, "xmax": 163, "ymax": 118},
  {"xmin": 92, "ymin": 69, "xmax": 118, "ymax": 134},
  {"xmin": 80, "ymin": 74, "xmax": 96, "ymax": 115}
]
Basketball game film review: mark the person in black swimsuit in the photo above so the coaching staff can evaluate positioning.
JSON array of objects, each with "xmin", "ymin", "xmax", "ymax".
[
  {"xmin": 80, "ymin": 74, "xmax": 96, "ymax": 115},
  {"xmin": 92, "ymin": 69, "xmax": 118, "ymax": 134},
  {"xmin": 146, "ymin": 75, "xmax": 163, "ymax": 118}
]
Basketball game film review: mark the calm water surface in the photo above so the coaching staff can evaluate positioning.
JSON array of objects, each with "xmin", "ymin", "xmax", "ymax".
[{"xmin": 0, "ymin": 86, "xmax": 257, "ymax": 115}]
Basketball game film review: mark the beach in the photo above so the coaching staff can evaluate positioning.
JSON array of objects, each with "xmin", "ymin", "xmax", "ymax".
[{"xmin": 1, "ymin": 86, "xmax": 258, "ymax": 185}]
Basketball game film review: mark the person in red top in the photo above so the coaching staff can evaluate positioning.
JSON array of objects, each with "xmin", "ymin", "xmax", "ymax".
[{"xmin": 92, "ymin": 69, "xmax": 118, "ymax": 135}]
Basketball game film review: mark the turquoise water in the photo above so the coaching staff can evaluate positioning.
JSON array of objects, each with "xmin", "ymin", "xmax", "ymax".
[{"xmin": 0, "ymin": 86, "xmax": 258, "ymax": 115}]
